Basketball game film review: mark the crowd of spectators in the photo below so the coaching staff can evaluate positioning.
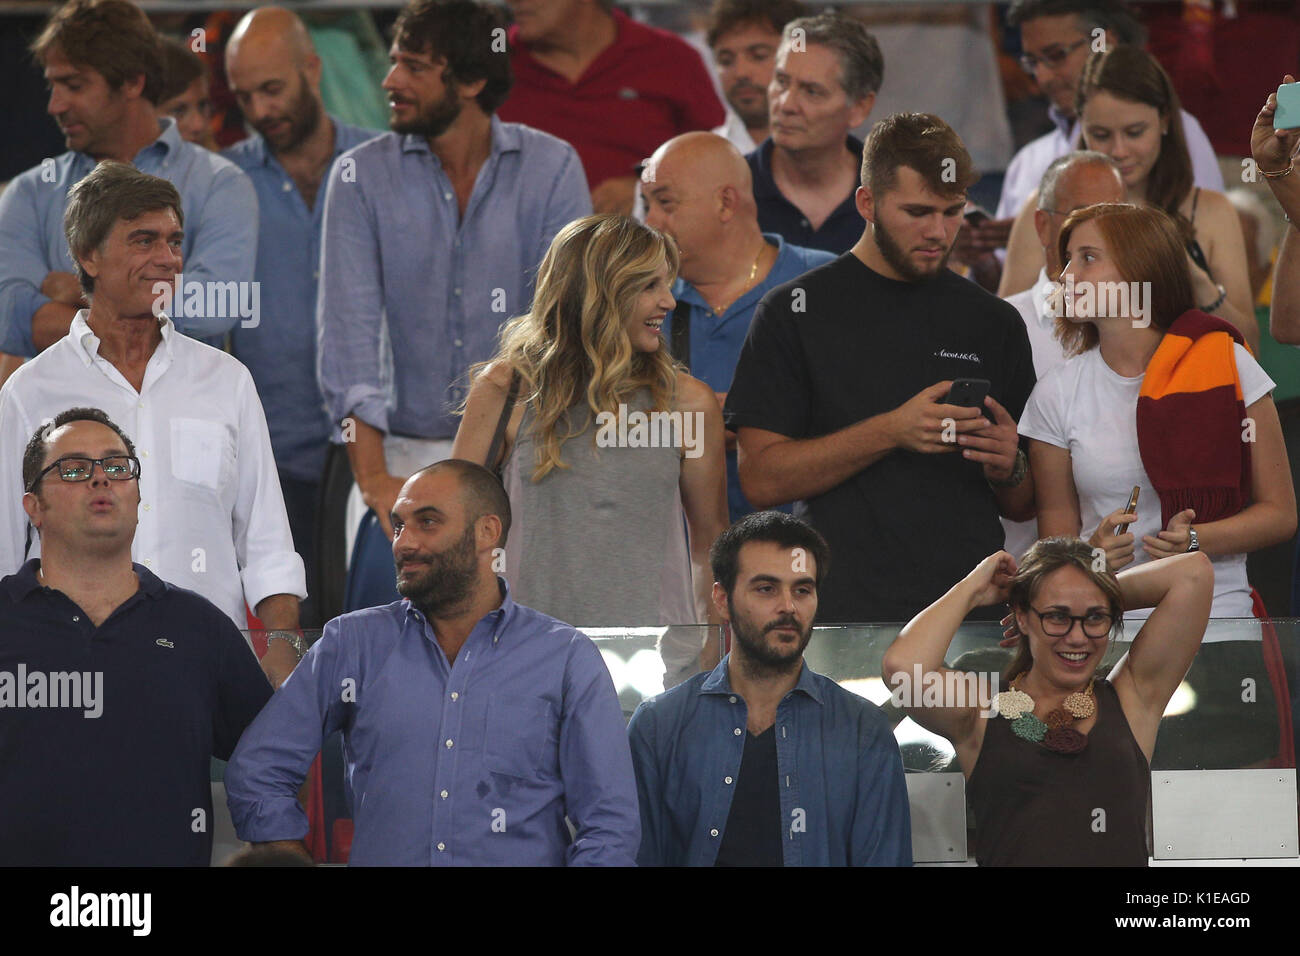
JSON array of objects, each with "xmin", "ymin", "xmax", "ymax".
[{"xmin": 0, "ymin": 0, "xmax": 1298, "ymax": 868}]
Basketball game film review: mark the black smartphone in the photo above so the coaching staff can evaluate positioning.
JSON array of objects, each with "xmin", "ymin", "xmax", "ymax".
[
  {"xmin": 1115, "ymin": 486, "xmax": 1140, "ymax": 534},
  {"xmin": 944, "ymin": 378, "xmax": 991, "ymax": 409}
]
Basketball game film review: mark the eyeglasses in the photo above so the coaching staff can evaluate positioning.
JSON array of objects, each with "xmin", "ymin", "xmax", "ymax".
[
  {"xmin": 1019, "ymin": 37, "xmax": 1090, "ymax": 74},
  {"xmin": 1029, "ymin": 606, "xmax": 1114, "ymax": 638},
  {"xmin": 27, "ymin": 455, "xmax": 141, "ymax": 492}
]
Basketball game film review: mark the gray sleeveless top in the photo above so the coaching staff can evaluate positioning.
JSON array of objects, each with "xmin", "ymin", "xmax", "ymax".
[{"xmin": 500, "ymin": 389, "xmax": 697, "ymax": 627}]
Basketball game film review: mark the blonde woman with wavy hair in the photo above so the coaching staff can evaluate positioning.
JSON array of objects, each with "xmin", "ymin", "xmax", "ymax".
[{"xmin": 454, "ymin": 215, "xmax": 728, "ymax": 635}]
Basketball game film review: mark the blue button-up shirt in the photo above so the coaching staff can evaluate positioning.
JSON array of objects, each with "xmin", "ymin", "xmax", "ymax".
[
  {"xmin": 664, "ymin": 235, "xmax": 834, "ymax": 520},
  {"xmin": 225, "ymin": 580, "xmax": 639, "ymax": 866},
  {"xmin": 0, "ymin": 117, "xmax": 258, "ymax": 355},
  {"xmin": 222, "ymin": 118, "xmax": 380, "ymax": 481},
  {"xmin": 746, "ymin": 137, "xmax": 866, "ymax": 255},
  {"xmin": 316, "ymin": 117, "xmax": 591, "ymax": 441},
  {"xmin": 628, "ymin": 656, "xmax": 912, "ymax": 866}
]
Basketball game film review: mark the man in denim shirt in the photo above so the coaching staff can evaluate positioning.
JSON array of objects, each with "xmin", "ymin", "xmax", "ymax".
[{"xmin": 628, "ymin": 511, "xmax": 911, "ymax": 866}]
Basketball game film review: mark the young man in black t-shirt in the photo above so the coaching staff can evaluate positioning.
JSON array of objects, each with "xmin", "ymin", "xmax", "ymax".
[{"xmin": 725, "ymin": 112, "xmax": 1036, "ymax": 623}]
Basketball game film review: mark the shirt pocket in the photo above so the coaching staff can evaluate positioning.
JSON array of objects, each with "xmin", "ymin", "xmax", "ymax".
[
  {"xmin": 485, "ymin": 694, "xmax": 557, "ymax": 780},
  {"xmin": 170, "ymin": 418, "xmax": 233, "ymax": 493}
]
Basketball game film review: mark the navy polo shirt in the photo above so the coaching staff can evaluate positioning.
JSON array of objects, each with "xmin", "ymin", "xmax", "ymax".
[
  {"xmin": 746, "ymin": 137, "xmax": 865, "ymax": 255},
  {"xmin": 0, "ymin": 560, "xmax": 271, "ymax": 865}
]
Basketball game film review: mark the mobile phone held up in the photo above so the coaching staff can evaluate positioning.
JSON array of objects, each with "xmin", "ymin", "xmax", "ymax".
[
  {"xmin": 944, "ymin": 378, "xmax": 991, "ymax": 409},
  {"xmin": 963, "ymin": 204, "xmax": 992, "ymax": 228},
  {"xmin": 1275, "ymin": 81, "xmax": 1300, "ymax": 131}
]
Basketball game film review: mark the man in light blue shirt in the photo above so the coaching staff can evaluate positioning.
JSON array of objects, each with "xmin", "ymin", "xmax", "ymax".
[
  {"xmin": 226, "ymin": 459, "xmax": 640, "ymax": 866},
  {"xmin": 629, "ymin": 511, "xmax": 911, "ymax": 866},
  {"xmin": 642, "ymin": 132, "xmax": 833, "ymax": 520},
  {"xmin": 0, "ymin": 0, "xmax": 257, "ymax": 356},
  {"xmin": 318, "ymin": 0, "xmax": 590, "ymax": 539},
  {"xmin": 222, "ymin": 8, "xmax": 379, "ymax": 609}
]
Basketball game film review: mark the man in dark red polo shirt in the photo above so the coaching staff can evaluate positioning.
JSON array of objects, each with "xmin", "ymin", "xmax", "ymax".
[{"xmin": 498, "ymin": 0, "xmax": 725, "ymax": 215}]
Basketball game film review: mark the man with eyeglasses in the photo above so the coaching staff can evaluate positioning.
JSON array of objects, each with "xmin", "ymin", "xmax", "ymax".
[
  {"xmin": 987, "ymin": 0, "xmax": 1222, "ymax": 246},
  {"xmin": 0, "ymin": 406, "xmax": 272, "ymax": 865},
  {"xmin": 0, "ymin": 160, "xmax": 307, "ymax": 688}
]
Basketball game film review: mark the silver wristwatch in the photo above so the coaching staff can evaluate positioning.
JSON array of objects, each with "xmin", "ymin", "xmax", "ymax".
[
  {"xmin": 266, "ymin": 630, "xmax": 308, "ymax": 660},
  {"xmin": 1186, "ymin": 527, "xmax": 1199, "ymax": 552}
]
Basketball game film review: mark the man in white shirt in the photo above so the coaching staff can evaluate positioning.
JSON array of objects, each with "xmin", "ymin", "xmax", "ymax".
[
  {"xmin": 1000, "ymin": 148, "xmax": 1124, "ymax": 560},
  {"xmin": 995, "ymin": 0, "xmax": 1222, "ymax": 228},
  {"xmin": 705, "ymin": 0, "xmax": 808, "ymax": 155},
  {"xmin": 0, "ymin": 161, "xmax": 306, "ymax": 686}
]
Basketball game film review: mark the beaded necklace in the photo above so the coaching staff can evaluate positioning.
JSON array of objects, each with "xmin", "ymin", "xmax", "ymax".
[{"xmin": 994, "ymin": 674, "xmax": 1096, "ymax": 754}]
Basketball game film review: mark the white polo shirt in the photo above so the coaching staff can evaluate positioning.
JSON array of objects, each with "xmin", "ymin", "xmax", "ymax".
[{"xmin": 0, "ymin": 311, "xmax": 306, "ymax": 629}]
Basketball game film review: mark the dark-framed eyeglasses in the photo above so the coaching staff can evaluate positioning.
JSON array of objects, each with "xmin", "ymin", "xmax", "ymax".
[
  {"xmin": 27, "ymin": 455, "xmax": 142, "ymax": 492},
  {"xmin": 1029, "ymin": 606, "xmax": 1114, "ymax": 638},
  {"xmin": 1019, "ymin": 37, "xmax": 1090, "ymax": 74}
]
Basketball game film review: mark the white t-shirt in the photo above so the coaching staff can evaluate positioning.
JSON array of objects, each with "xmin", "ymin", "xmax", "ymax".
[{"xmin": 1018, "ymin": 344, "xmax": 1274, "ymax": 621}]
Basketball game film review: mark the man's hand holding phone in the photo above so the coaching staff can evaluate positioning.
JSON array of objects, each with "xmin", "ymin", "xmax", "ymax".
[
  {"xmin": 889, "ymin": 381, "xmax": 988, "ymax": 454},
  {"xmin": 958, "ymin": 394, "xmax": 1021, "ymax": 483},
  {"xmin": 1089, "ymin": 505, "xmax": 1139, "ymax": 571}
]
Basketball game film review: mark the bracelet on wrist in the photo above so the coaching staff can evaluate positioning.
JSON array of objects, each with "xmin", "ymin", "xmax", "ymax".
[{"xmin": 1260, "ymin": 161, "xmax": 1294, "ymax": 179}]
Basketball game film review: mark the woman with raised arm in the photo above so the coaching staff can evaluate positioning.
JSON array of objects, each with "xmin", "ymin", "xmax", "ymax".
[
  {"xmin": 999, "ymin": 47, "xmax": 1256, "ymax": 352},
  {"xmin": 452, "ymin": 214, "xmax": 728, "ymax": 635},
  {"xmin": 883, "ymin": 537, "xmax": 1212, "ymax": 866},
  {"xmin": 1020, "ymin": 202, "xmax": 1293, "ymax": 619}
]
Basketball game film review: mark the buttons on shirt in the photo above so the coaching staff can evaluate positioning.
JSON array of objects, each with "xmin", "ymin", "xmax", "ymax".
[
  {"xmin": 72, "ymin": 616, "xmax": 80, "ymax": 622},
  {"xmin": 282, "ymin": 181, "xmax": 293, "ymax": 192},
  {"xmin": 733, "ymin": 727, "xmax": 742, "ymax": 736},
  {"xmin": 453, "ymin": 339, "xmax": 463, "ymax": 348},
  {"xmin": 445, "ymin": 739, "xmax": 454, "ymax": 749},
  {"xmin": 800, "ymin": 219, "xmax": 810, "ymax": 228},
  {"xmin": 143, "ymin": 503, "xmax": 151, "ymax": 512},
  {"xmin": 728, "ymin": 696, "xmax": 737, "ymax": 704},
  {"xmin": 453, "ymin": 288, "xmax": 462, "ymax": 297},
  {"xmin": 443, "ymin": 191, "xmax": 452, "ymax": 201},
  {"xmin": 144, "ymin": 558, "xmax": 153, "ymax": 567},
  {"xmin": 141, "ymin": 450, "xmax": 149, "ymax": 458},
  {"xmin": 709, "ymin": 828, "xmax": 719, "ymax": 838},
  {"xmin": 137, "ymin": 401, "xmax": 145, "ymax": 409},
  {"xmin": 440, "ymin": 790, "xmax": 448, "ymax": 799},
  {"xmin": 724, "ymin": 776, "xmax": 733, "ymax": 785},
  {"xmin": 450, "ymin": 692, "xmax": 459, "ymax": 701},
  {"xmin": 437, "ymin": 842, "xmax": 446, "ymax": 852}
]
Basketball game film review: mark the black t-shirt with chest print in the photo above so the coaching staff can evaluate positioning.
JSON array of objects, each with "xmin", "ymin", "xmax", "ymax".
[{"xmin": 725, "ymin": 254, "xmax": 1036, "ymax": 623}]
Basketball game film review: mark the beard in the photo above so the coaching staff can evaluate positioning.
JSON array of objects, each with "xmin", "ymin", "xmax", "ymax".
[
  {"xmin": 390, "ymin": 84, "xmax": 462, "ymax": 138},
  {"xmin": 395, "ymin": 521, "xmax": 479, "ymax": 617},
  {"xmin": 256, "ymin": 74, "xmax": 323, "ymax": 154},
  {"xmin": 873, "ymin": 215, "xmax": 951, "ymax": 281},
  {"xmin": 728, "ymin": 596, "xmax": 813, "ymax": 678},
  {"xmin": 726, "ymin": 82, "xmax": 768, "ymax": 129}
]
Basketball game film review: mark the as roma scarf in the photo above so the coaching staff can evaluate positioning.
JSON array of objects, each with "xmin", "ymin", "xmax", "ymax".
[{"xmin": 1136, "ymin": 310, "xmax": 1250, "ymax": 528}]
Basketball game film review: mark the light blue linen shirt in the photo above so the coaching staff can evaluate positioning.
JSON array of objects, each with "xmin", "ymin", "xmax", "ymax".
[{"xmin": 0, "ymin": 117, "xmax": 258, "ymax": 355}]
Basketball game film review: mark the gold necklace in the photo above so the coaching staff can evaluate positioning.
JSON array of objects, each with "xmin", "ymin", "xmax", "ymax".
[{"xmin": 713, "ymin": 243, "xmax": 767, "ymax": 316}]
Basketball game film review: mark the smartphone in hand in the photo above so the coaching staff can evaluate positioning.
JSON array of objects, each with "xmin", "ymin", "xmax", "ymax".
[
  {"xmin": 944, "ymin": 378, "xmax": 991, "ymax": 409},
  {"xmin": 1275, "ymin": 81, "xmax": 1300, "ymax": 130},
  {"xmin": 1114, "ymin": 486, "xmax": 1140, "ymax": 534}
]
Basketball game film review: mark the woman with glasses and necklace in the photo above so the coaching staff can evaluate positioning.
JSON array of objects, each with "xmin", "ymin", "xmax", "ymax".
[{"xmin": 884, "ymin": 536, "xmax": 1212, "ymax": 865}]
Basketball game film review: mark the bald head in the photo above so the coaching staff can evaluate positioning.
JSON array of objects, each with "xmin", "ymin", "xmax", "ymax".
[
  {"xmin": 227, "ymin": 7, "xmax": 315, "ymax": 68},
  {"xmin": 642, "ymin": 132, "xmax": 762, "ymax": 279},
  {"xmin": 1035, "ymin": 151, "xmax": 1125, "ymax": 275}
]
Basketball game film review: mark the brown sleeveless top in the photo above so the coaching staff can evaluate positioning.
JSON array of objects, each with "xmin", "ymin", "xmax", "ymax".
[{"xmin": 968, "ymin": 678, "xmax": 1150, "ymax": 866}]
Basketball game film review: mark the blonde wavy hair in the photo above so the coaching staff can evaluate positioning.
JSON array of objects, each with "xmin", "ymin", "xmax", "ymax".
[{"xmin": 470, "ymin": 214, "xmax": 682, "ymax": 481}]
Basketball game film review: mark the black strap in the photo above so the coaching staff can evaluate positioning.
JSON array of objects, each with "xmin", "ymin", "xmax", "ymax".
[
  {"xmin": 669, "ymin": 300, "xmax": 691, "ymax": 371},
  {"xmin": 485, "ymin": 370, "xmax": 521, "ymax": 474}
]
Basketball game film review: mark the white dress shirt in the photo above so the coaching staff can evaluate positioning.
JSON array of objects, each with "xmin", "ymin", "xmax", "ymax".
[
  {"xmin": 0, "ymin": 311, "xmax": 306, "ymax": 629},
  {"xmin": 995, "ymin": 105, "xmax": 1225, "ymax": 220},
  {"xmin": 713, "ymin": 111, "xmax": 758, "ymax": 155}
]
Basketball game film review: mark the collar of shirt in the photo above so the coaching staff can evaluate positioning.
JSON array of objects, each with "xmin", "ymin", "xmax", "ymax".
[
  {"xmin": 69, "ymin": 117, "xmax": 179, "ymax": 178},
  {"xmin": 1031, "ymin": 266, "xmax": 1054, "ymax": 328},
  {"xmin": 749, "ymin": 135, "xmax": 865, "ymax": 203},
  {"xmin": 698, "ymin": 653, "xmax": 826, "ymax": 707},
  {"xmin": 241, "ymin": 114, "xmax": 361, "ymax": 171},
  {"xmin": 68, "ymin": 309, "xmax": 175, "ymax": 370},
  {"xmin": 4, "ymin": 557, "xmax": 166, "ymax": 603},
  {"xmin": 401, "ymin": 575, "xmax": 518, "ymax": 648},
  {"xmin": 672, "ymin": 232, "xmax": 788, "ymax": 321},
  {"xmin": 398, "ymin": 114, "xmax": 521, "ymax": 165},
  {"xmin": 1048, "ymin": 103, "xmax": 1083, "ymax": 145}
]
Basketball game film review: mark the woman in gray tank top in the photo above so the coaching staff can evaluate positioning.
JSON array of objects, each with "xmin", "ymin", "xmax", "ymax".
[
  {"xmin": 883, "ymin": 536, "xmax": 1213, "ymax": 865},
  {"xmin": 453, "ymin": 215, "xmax": 728, "ymax": 630}
]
